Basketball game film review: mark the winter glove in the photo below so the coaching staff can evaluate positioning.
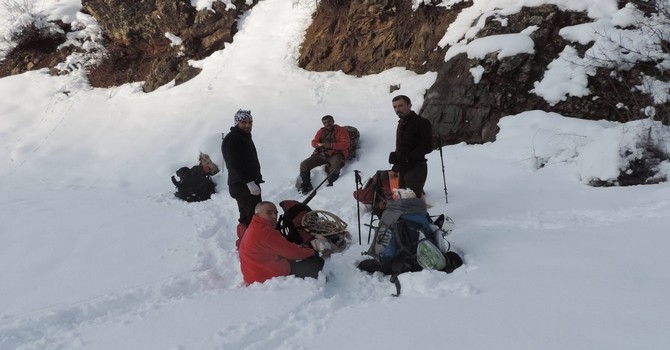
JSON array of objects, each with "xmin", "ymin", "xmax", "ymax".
[
  {"xmin": 388, "ymin": 151, "xmax": 397, "ymax": 164},
  {"xmin": 310, "ymin": 236, "xmax": 333, "ymax": 252},
  {"xmin": 246, "ymin": 181, "xmax": 261, "ymax": 196}
]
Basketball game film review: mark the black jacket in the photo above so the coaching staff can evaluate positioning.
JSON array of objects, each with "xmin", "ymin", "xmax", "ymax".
[
  {"xmin": 222, "ymin": 126, "xmax": 264, "ymax": 186},
  {"xmin": 390, "ymin": 111, "xmax": 433, "ymax": 172}
]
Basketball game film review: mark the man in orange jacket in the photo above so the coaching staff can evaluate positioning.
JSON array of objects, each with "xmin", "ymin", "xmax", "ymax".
[
  {"xmin": 298, "ymin": 115, "xmax": 350, "ymax": 194},
  {"xmin": 239, "ymin": 201, "xmax": 324, "ymax": 285}
]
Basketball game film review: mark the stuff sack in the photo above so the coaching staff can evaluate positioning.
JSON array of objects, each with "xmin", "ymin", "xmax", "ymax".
[
  {"xmin": 357, "ymin": 198, "xmax": 463, "ymax": 295},
  {"xmin": 342, "ymin": 125, "xmax": 360, "ymax": 160},
  {"xmin": 353, "ymin": 170, "xmax": 395, "ymax": 216},
  {"xmin": 199, "ymin": 152, "xmax": 220, "ymax": 175},
  {"xmin": 171, "ymin": 165, "xmax": 216, "ymax": 202}
]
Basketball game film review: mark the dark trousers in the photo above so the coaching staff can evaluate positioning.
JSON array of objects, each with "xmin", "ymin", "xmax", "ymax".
[
  {"xmin": 228, "ymin": 183, "xmax": 261, "ymax": 225},
  {"xmin": 300, "ymin": 153, "xmax": 344, "ymax": 176},
  {"xmin": 289, "ymin": 255, "xmax": 325, "ymax": 279},
  {"xmin": 400, "ymin": 161, "xmax": 427, "ymax": 197}
]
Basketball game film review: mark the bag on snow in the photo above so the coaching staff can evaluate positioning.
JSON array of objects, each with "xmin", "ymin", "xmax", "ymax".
[
  {"xmin": 276, "ymin": 200, "xmax": 350, "ymax": 253},
  {"xmin": 357, "ymin": 197, "xmax": 462, "ymax": 296},
  {"xmin": 171, "ymin": 165, "xmax": 216, "ymax": 202}
]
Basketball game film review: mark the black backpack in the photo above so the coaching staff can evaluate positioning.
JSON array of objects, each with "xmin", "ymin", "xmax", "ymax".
[
  {"xmin": 276, "ymin": 200, "xmax": 313, "ymax": 244},
  {"xmin": 171, "ymin": 165, "xmax": 216, "ymax": 202},
  {"xmin": 276, "ymin": 200, "xmax": 350, "ymax": 253}
]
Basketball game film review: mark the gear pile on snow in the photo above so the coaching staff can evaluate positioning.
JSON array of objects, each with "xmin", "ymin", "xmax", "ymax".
[{"xmin": 358, "ymin": 197, "xmax": 462, "ymax": 296}]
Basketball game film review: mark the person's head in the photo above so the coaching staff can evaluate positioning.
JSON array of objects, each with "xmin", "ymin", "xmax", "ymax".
[
  {"xmin": 392, "ymin": 95, "xmax": 412, "ymax": 118},
  {"xmin": 234, "ymin": 109, "xmax": 253, "ymax": 133},
  {"xmin": 254, "ymin": 201, "xmax": 278, "ymax": 225},
  {"xmin": 321, "ymin": 115, "xmax": 335, "ymax": 130}
]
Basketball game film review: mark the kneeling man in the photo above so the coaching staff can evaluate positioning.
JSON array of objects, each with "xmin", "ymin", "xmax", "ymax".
[{"xmin": 239, "ymin": 201, "xmax": 324, "ymax": 284}]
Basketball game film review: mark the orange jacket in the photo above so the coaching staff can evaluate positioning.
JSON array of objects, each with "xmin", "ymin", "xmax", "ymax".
[
  {"xmin": 311, "ymin": 125, "xmax": 350, "ymax": 159},
  {"xmin": 239, "ymin": 215, "xmax": 316, "ymax": 284}
]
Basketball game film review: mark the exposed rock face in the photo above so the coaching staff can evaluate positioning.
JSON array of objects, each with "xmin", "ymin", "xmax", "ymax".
[
  {"xmin": 421, "ymin": 4, "xmax": 668, "ymax": 145},
  {"xmin": 0, "ymin": 0, "xmax": 256, "ymax": 92},
  {"xmin": 422, "ymin": 5, "xmax": 595, "ymax": 144},
  {"xmin": 0, "ymin": 20, "xmax": 72, "ymax": 76},
  {"xmin": 299, "ymin": 1, "xmax": 667, "ymax": 146},
  {"xmin": 81, "ymin": 0, "xmax": 255, "ymax": 92},
  {"xmin": 0, "ymin": 0, "xmax": 666, "ymax": 140},
  {"xmin": 299, "ymin": 0, "xmax": 471, "ymax": 75}
]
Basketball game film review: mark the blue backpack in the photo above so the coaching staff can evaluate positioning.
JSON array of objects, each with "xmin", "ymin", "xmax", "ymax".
[{"xmin": 358, "ymin": 198, "xmax": 462, "ymax": 296}]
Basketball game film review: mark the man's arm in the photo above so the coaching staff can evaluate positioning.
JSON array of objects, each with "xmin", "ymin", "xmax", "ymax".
[
  {"xmin": 311, "ymin": 129, "xmax": 324, "ymax": 149},
  {"xmin": 263, "ymin": 230, "xmax": 316, "ymax": 260}
]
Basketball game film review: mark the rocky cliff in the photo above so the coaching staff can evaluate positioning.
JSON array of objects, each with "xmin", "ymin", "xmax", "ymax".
[{"xmin": 1, "ymin": 0, "xmax": 667, "ymax": 147}]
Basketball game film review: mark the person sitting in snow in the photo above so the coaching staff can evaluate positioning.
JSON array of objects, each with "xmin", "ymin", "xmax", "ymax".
[
  {"xmin": 239, "ymin": 201, "xmax": 325, "ymax": 285},
  {"xmin": 298, "ymin": 115, "xmax": 350, "ymax": 194}
]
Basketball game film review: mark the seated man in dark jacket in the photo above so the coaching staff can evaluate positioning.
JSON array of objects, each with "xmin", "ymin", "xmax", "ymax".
[{"xmin": 239, "ymin": 201, "xmax": 324, "ymax": 285}]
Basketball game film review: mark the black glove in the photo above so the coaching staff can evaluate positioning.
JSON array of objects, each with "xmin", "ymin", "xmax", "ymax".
[{"xmin": 388, "ymin": 151, "xmax": 397, "ymax": 164}]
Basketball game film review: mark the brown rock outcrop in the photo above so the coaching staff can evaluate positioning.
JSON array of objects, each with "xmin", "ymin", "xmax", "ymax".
[
  {"xmin": 81, "ymin": 0, "xmax": 256, "ymax": 92},
  {"xmin": 299, "ymin": 1, "xmax": 667, "ymax": 146},
  {"xmin": 1, "ymin": 0, "xmax": 665, "ymax": 140}
]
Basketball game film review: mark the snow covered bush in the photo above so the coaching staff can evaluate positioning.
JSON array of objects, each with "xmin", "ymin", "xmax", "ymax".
[
  {"xmin": 496, "ymin": 112, "xmax": 670, "ymax": 187},
  {"xmin": 588, "ymin": 0, "xmax": 670, "ymax": 122},
  {"xmin": 585, "ymin": 120, "xmax": 670, "ymax": 186},
  {"xmin": 0, "ymin": 0, "xmax": 64, "ymax": 58}
]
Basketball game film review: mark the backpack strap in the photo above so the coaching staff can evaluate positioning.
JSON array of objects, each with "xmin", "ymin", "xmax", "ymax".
[
  {"xmin": 389, "ymin": 258, "xmax": 413, "ymax": 297},
  {"xmin": 392, "ymin": 220, "xmax": 418, "ymax": 259}
]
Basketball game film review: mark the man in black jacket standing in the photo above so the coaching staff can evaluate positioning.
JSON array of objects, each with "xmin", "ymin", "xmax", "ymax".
[
  {"xmin": 388, "ymin": 95, "xmax": 433, "ymax": 198},
  {"xmin": 222, "ymin": 109, "xmax": 264, "ymax": 249}
]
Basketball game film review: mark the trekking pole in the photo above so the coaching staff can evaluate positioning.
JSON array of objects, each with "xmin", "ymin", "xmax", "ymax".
[
  {"xmin": 366, "ymin": 189, "xmax": 378, "ymax": 244},
  {"xmin": 301, "ymin": 169, "xmax": 337, "ymax": 206},
  {"xmin": 354, "ymin": 170, "xmax": 363, "ymax": 245},
  {"xmin": 437, "ymin": 135, "xmax": 449, "ymax": 204}
]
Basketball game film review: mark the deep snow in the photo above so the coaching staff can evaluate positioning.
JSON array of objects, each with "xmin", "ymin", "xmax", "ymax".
[{"xmin": 1, "ymin": 0, "xmax": 670, "ymax": 349}]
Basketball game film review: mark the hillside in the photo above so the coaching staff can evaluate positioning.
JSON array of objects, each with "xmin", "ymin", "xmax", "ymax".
[
  {"xmin": 1, "ymin": 1, "xmax": 670, "ymax": 349},
  {"xmin": 2, "ymin": 0, "xmax": 668, "ymax": 147}
]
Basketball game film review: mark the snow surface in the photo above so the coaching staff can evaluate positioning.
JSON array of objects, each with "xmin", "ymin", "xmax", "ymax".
[{"xmin": 1, "ymin": 0, "xmax": 670, "ymax": 349}]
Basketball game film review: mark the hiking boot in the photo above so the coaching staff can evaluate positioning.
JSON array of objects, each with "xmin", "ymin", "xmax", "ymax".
[
  {"xmin": 299, "ymin": 183, "xmax": 314, "ymax": 194},
  {"xmin": 326, "ymin": 172, "xmax": 339, "ymax": 186}
]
